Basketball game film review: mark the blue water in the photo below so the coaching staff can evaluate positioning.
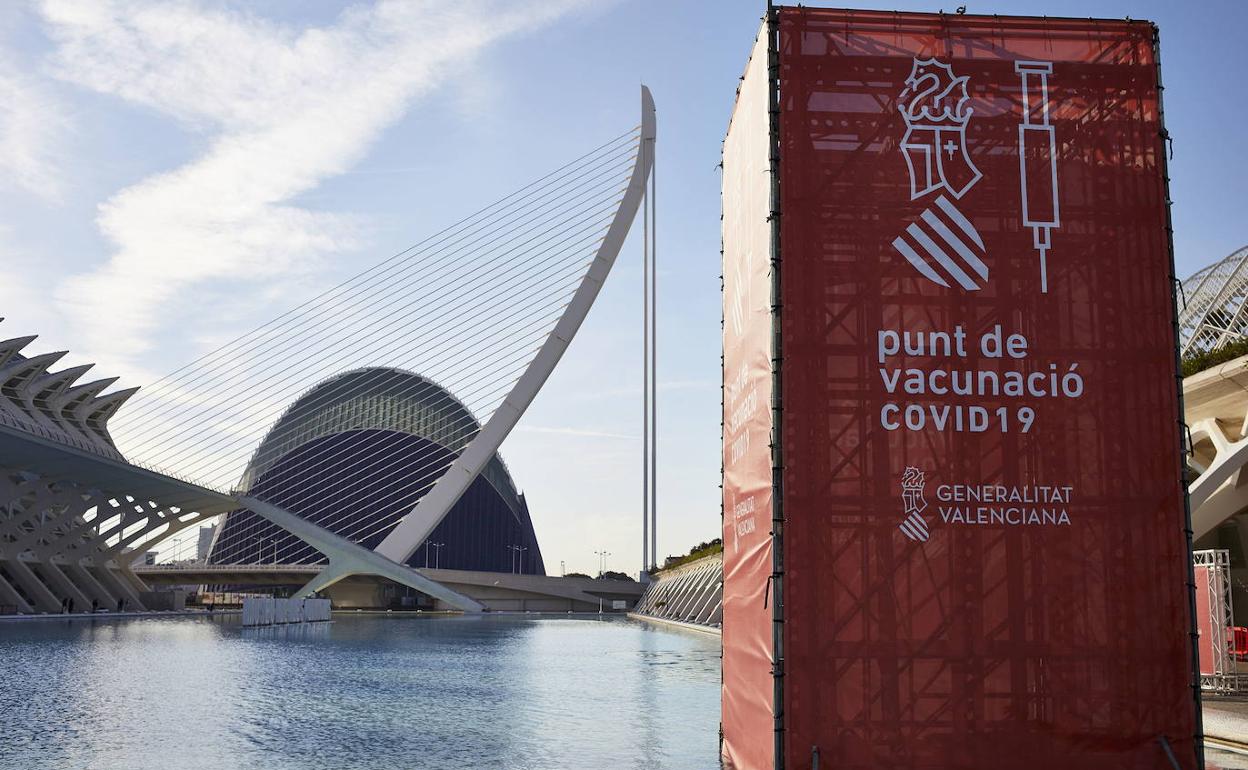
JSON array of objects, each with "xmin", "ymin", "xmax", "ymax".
[{"xmin": 0, "ymin": 614, "xmax": 721, "ymax": 770}]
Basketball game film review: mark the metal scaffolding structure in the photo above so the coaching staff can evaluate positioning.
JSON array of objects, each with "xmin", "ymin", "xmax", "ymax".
[{"xmin": 1193, "ymin": 549, "xmax": 1242, "ymax": 694}]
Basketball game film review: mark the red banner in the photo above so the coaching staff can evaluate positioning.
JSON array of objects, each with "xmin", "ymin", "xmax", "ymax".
[
  {"xmin": 721, "ymin": 24, "xmax": 777, "ymax": 770},
  {"xmin": 1195, "ymin": 566, "xmax": 1215, "ymax": 676},
  {"xmin": 776, "ymin": 8, "xmax": 1197, "ymax": 770}
]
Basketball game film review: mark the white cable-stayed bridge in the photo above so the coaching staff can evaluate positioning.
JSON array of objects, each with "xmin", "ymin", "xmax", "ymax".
[{"xmin": 0, "ymin": 88, "xmax": 656, "ymax": 615}]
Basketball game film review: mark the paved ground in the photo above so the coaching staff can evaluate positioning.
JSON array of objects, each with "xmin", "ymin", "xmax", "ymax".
[
  {"xmin": 1206, "ymin": 699, "xmax": 1248, "ymax": 769},
  {"xmin": 1207, "ymin": 699, "xmax": 1248, "ymax": 738},
  {"xmin": 1210, "ymin": 747, "xmax": 1248, "ymax": 770}
]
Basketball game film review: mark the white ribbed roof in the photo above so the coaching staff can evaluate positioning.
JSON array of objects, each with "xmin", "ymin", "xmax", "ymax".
[{"xmin": 0, "ymin": 322, "xmax": 136, "ymax": 459}]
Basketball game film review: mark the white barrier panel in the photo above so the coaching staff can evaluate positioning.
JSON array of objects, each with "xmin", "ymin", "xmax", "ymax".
[
  {"xmin": 306, "ymin": 599, "xmax": 331, "ymax": 622},
  {"xmin": 242, "ymin": 597, "xmax": 331, "ymax": 627}
]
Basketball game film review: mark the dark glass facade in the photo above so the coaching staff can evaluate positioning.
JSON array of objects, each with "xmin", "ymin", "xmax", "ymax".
[{"xmin": 208, "ymin": 369, "xmax": 544, "ymax": 575}]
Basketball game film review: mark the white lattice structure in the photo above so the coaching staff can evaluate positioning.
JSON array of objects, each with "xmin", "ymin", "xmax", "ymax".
[
  {"xmin": 1180, "ymin": 247, "xmax": 1248, "ymax": 546},
  {"xmin": 631, "ymin": 551, "xmax": 722, "ymax": 631},
  {"xmin": 1178, "ymin": 245, "xmax": 1248, "ymax": 357},
  {"xmin": 0, "ymin": 328, "xmax": 211, "ymax": 613}
]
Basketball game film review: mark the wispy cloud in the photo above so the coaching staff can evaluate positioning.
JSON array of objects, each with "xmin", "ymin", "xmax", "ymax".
[
  {"xmin": 517, "ymin": 425, "xmax": 638, "ymax": 440},
  {"xmin": 0, "ymin": 53, "xmax": 69, "ymax": 201},
  {"xmin": 38, "ymin": 0, "xmax": 586, "ymax": 368}
]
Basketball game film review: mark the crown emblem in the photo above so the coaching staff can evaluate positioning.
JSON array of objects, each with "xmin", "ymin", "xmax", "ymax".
[
  {"xmin": 901, "ymin": 466, "xmax": 926, "ymax": 491},
  {"xmin": 899, "ymin": 59, "xmax": 973, "ymax": 129}
]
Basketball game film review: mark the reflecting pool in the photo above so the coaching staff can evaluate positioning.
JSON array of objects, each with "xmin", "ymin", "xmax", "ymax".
[{"xmin": 0, "ymin": 614, "xmax": 721, "ymax": 770}]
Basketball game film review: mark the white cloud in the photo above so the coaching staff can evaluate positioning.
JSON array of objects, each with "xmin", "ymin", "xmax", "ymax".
[
  {"xmin": 0, "ymin": 55, "xmax": 69, "ymax": 201},
  {"xmin": 37, "ymin": 0, "xmax": 587, "ymax": 367},
  {"xmin": 0, "ymin": 224, "xmax": 40, "ymax": 320}
]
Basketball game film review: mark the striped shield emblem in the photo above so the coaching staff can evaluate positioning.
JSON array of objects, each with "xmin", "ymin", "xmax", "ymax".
[{"xmin": 892, "ymin": 194, "xmax": 988, "ymax": 291}]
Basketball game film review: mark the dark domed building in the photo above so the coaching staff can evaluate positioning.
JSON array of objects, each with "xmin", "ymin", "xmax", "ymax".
[{"xmin": 208, "ymin": 368, "xmax": 544, "ymax": 576}]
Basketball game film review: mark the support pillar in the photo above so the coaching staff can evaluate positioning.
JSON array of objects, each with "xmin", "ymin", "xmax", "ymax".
[
  {"xmin": 91, "ymin": 563, "xmax": 144, "ymax": 610},
  {"xmin": 5, "ymin": 559, "xmax": 62, "ymax": 613},
  {"xmin": 38, "ymin": 561, "xmax": 93, "ymax": 612},
  {"xmin": 242, "ymin": 496, "xmax": 484, "ymax": 612},
  {"xmin": 0, "ymin": 569, "xmax": 33, "ymax": 613},
  {"xmin": 65, "ymin": 562, "xmax": 115, "ymax": 610},
  {"xmin": 117, "ymin": 564, "xmax": 150, "ymax": 606}
]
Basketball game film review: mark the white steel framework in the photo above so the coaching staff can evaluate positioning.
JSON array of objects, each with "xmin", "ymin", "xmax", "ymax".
[
  {"xmin": 630, "ymin": 551, "xmax": 722, "ymax": 630},
  {"xmin": 1179, "ymin": 245, "xmax": 1248, "ymax": 357}
]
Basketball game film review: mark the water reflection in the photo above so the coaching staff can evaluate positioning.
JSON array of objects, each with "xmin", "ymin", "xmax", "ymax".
[{"xmin": 0, "ymin": 615, "xmax": 720, "ymax": 770}]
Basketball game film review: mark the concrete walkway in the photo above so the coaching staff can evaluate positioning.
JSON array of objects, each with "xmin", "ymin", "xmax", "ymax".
[
  {"xmin": 1206, "ymin": 698, "xmax": 1248, "ymax": 742},
  {"xmin": 0, "ymin": 609, "xmax": 238, "ymax": 622},
  {"xmin": 1205, "ymin": 699, "xmax": 1248, "ymax": 769},
  {"xmin": 628, "ymin": 612, "xmax": 721, "ymax": 636}
]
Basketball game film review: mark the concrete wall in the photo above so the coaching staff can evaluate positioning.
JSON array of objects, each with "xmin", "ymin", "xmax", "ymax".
[{"xmin": 139, "ymin": 590, "xmax": 186, "ymax": 611}]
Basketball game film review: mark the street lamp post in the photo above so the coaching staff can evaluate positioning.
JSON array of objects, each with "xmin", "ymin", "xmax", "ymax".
[
  {"xmin": 594, "ymin": 549, "xmax": 612, "ymax": 577},
  {"xmin": 431, "ymin": 542, "xmax": 444, "ymax": 569},
  {"xmin": 267, "ymin": 539, "xmax": 277, "ymax": 598}
]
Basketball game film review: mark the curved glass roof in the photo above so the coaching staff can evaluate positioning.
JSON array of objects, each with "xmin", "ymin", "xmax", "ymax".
[{"xmin": 1179, "ymin": 245, "xmax": 1248, "ymax": 357}]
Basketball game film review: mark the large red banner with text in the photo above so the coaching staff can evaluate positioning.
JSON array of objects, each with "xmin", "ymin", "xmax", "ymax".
[
  {"xmin": 722, "ymin": 24, "xmax": 776, "ymax": 770},
  {"xmin": 777, "ymin": 9, "xmax": 1197, "ymax": 770}
]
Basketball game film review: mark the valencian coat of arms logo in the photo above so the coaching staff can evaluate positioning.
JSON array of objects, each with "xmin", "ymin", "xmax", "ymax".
[{"xmin": 898, "ymin": 466, "xmax": 930, "ymax": 542}]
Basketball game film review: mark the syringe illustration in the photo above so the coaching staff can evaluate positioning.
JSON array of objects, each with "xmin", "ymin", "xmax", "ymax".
[{"xmin": 1016, "ymin": 61, "xmax": 1060, "ymax": 292}]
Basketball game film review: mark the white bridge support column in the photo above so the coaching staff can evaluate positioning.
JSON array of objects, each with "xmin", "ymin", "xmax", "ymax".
[
  {"xmin": 373, "ymin": 86, "xmax": 658, "ymax": 566},
  {"xmin": 1184, "ymin": 357, "xmax": 1248, "ymax": 544},
  {"xmin": 240, "ymin": 497, "xmax": 485, "ymax": 612},
  {"xmin": 1189, "ymin": 401, "xmax": 1248, "ymax": 540}
]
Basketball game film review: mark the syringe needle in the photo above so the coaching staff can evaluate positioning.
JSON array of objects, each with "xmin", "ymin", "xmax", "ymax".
[
  {"xmin": 1017, "ymin": 60, "xmax": 1060, "ymax": 293},
  {"xmin": 1038, "ymin": 245, "xmax": 1048, "ymax": 293}
]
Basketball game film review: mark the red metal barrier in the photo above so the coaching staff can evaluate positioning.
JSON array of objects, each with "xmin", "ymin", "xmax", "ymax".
[{"xmin": 1231, "ymin": 627, "xmax": 1248, "ymax": 661}]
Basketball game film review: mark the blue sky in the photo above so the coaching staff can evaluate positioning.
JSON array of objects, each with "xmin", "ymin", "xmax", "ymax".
[{"xmin": 0, "ymin": 0, "xmax": 1243, "ymax": 576}]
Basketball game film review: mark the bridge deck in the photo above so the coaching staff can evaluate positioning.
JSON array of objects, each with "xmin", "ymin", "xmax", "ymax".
[{"xmin": 135, "ymin": 564, "xmax": 645, "ymax": 610}]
